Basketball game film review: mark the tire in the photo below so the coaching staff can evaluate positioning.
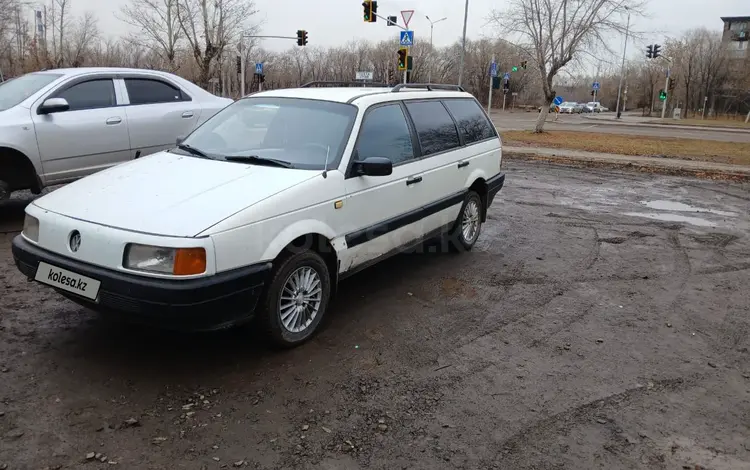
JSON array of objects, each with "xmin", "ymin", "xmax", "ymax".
[
  {"xmin": 448, "ymin": 191, "xmax": 483, "ymax": 252},
  {"xmin": 258, "ymin": 249, "xmax": 331, "ymax": 348},
  {"xmin": 0, "ymin": 180, "xmax": 9, "ymax": 201}
]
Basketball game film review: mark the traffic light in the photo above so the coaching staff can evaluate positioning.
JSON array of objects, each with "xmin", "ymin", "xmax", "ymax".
[
  {"xmin": 296, "ymin": 30, "xmax": 308, "ymax": 46},
  {"xmin": 236, "ymin": 56, "xmax": 241, "ymax": 74},
  {"xmin": 397, "ymin": 47, "xmax": 408, "ymax": 71},
  {"xmin": 259, "ymin": 74, "xmax": 265, "ymax": 84},
  {"xmin": 646, "ymin": 44, "xmax": 653, "ymax": 59},
  {"xmin": 362, "ymin": 1, "xmax": 377, "ymax": 22},
  {"xmin": 520, "ymin": 60, "xmax": 527, "ymax": 70},
  {"xmin": 511, "ymin": 66, "xmax": 518, "ymax": 72},
  {"xmin": 388, "ymin": 69, "xmax": 394, "ymax": 83},
  {"xmin": 653, "ymin": 44, "xmax": 661, "ymax": 59},
  {"xmin": 659, "ymin": 89, "xmax": 667, "ymax": 101},
  {"xmin": 591, "ymin": 90, "xmax": 595, "ymax": 96},
  {"xmin": 668, "ymin": 77, "xmax": 675, "ymax": 90}
]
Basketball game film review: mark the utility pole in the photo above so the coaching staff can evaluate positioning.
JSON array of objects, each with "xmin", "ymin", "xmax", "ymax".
[
  {"xmin": 615, "ymin": 9, "xmax": 630, "ymax": 119},
  {"xmin": 426, "ymin": 15, "xmax": 446, "ymax": 83},
  {"xmin": 594, "ymin": 60, "xmax": 601, "ymax": 102},
  {"xmin": 660, "ymin": 58, "xmax": 672, "ymax": 119},
  {"xmin": 239, "ymin": 40, "xmax": 245, "ymax": 97},
  {"xmin": 487, "ymin": 56, "xmax": 495, "ymax": 113},
  {"xmin": 457, "ymin": 0, "xmax": 469, "ymax": 87}
]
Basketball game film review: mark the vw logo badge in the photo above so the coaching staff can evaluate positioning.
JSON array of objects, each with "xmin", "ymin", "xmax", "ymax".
[{"xmin": 69, "ymin": 230, "xmax": 81, "ymax": 252}]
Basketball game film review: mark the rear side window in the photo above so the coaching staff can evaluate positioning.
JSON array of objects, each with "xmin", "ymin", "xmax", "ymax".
[
  {"xmin": 356, "ymin": 104, "xmax": 414, "ymax": 165},
  {"xmin": 404, "ymin": 100, "xmax": 460, "ymax": 156},
  {"xmin": 57, "ymin": 79, "xmax": 116, "ymax": 111},
  {"xmin": 125, "ymin": 78, "xmax": 187, "ymax": 105},
  {"xmin": 443, "ymin": 99, "xmax": 496, "ymax": 144}
]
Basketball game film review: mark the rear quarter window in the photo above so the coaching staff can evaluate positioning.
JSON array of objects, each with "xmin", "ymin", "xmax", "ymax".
[
  {"xmin": 443, "ymin": 98, "xmax": 497, "ymax": 144},
  {"xmin": 404, "ymin": 100, "xmax": 461, "ymax": 156}
]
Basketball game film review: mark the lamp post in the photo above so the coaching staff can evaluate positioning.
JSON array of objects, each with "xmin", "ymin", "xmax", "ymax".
[
  {"xmin": 614, "ymin": 8, "xmax": 631, "ymax": 119},
  {"xmin": 457, "ymin": 0, "xmax": 469, "ymax": 87},
  {"xmin": 426, "ymin": 15, "xmax": 447, "ymax": 83}
]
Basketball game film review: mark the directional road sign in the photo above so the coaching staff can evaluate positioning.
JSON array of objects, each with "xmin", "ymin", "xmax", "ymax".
[
  {"xmin": 489, "ymin": 61, "xmax": 497, "ymax": 77},
  {"xmin": 553, "ymin": 96, "xmax": 564, "ymax": 106},
  {"xmin": 399, "ymin": 30, "xmax": 414, "ymax": 47},
  {"xmin": 592, "ymin": 81, "xmax": 600, "ymax": 90},
  {"xmin": 503, "ymin": 72, "xmax": 510, "ymax": 80},
  {"xmin": 255, "ymin": 62, "xmax": 263, "ymax": 75}
]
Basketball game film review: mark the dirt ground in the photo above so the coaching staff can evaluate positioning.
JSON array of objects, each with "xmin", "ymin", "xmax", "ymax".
[{"xmin": 1, "ymin": 161, "xmax": 749, "ymax": 470}]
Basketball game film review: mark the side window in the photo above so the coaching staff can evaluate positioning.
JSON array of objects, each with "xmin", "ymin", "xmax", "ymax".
[
  {"xmin": 56, "ymin": 79, "xmax": 116, "ymax": 111},
  {"xmin": 125, "ymin": 78, "xmax": 187, "ymax": 105},
  {"xmin": 404, "ymin": 100, "xmax": 460, "ymax": 156},
  {"xmin": 355, "ymin": 104, "xmax": 414, "ymax": 165},
  {"xmin": 443, "ymin": 98, "xmax": 496, "ymax": 144}
]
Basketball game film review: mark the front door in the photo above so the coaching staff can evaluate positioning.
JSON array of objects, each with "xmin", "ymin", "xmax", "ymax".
[
  {"xmin": 340, "ymin": 102, "xmax": 433, "ymax": 273},
  {"xmin": 32, "ymin": 78, "xmax": 131, "ymax": 184}
]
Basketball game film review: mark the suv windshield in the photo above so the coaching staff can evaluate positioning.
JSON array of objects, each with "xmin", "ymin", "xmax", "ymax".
[
  {"xmin": 0, "ymin": 73, "xmax": 62, "ymax": 111},
  {"xmin": 178, "ymin": 97, "xmax": 358, "ymax": 170}
]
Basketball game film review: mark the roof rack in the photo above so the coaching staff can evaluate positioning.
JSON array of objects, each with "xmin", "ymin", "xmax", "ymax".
[
  {"xmin": 300, "ymin": 81, "xmax": 392, "ymax": 88},
  {"xmin": 391, "ymin": 83, "xmax": 466, "ymax": 92}
]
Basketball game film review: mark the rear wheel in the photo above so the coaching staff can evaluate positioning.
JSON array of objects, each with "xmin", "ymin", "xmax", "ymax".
[
  {"xmin": 448, "ymin": 191, "xmax": 483, "ymax": 252},
  {"xmin": 0, "ymin": 180, "xmax": 10, "ymax": 201},
  {"xmin": 259, "ymin": 249, "xmax": 331, "ymax": 348}
]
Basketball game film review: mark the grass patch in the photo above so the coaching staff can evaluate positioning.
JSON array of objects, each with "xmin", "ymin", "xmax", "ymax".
[
  {"xmin": 502, "ymin": 130, "xmax": 750, "ymax": 166},
  {"xmin": 655, "ymin": 118, "xmax": 750, "ymax": 129}
]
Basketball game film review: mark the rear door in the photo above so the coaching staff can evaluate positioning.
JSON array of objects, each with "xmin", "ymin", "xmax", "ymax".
[
  {"xmin": 121, "ymin": 76, "xmax": 201, "ymax": 158},
  {"xmin": 32, "ymin": 76, "xmax": 131, "ymax": 184}
]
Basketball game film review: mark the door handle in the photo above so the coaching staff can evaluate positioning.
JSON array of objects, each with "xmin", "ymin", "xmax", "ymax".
[
  {"xmin": 105, "ymin": 117, "xmax": 122, "ymax": 125},
  {"xmin": 406, "ymin": 176, "xmax": 423, "ymax": 186},
  {"xmin": 181, "ymin": 111, "xmax": 194, "ymax": 118},
  {"xmin": 457, "ymin": 161, "xmax": 470, "ymax": 168}
]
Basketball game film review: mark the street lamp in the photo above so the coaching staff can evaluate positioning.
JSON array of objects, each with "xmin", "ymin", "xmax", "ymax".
[
  {"xmin": 426, "ymin": 15, "xmax": 447, "ymax": 83},
  {"xmin": 458, "ymin": 0, "xmax": 469, "ymax": 87}
]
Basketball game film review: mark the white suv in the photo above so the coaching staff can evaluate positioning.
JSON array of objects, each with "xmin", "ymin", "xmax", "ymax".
[{"xmin": 12, "ymin": 82, "xmax": 505, "ymax": 347}]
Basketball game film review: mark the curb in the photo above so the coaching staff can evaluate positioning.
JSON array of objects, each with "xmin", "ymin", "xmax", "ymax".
[
  {"xmin": 503, "ymin": 152, "xmax": 750, "ymax": 181},
  {"xmin": 580, "ymin": 117, "xmax": 750, "ymax": 134}
]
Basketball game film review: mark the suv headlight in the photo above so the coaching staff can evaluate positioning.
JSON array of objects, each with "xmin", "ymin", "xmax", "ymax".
[
  {"xmin": 123, "ymin": 244, "xmax": 206, "ymax": 276},
  {"xmin": 22, "ymin": 214, "xmax": 39, "ymax": 242}
]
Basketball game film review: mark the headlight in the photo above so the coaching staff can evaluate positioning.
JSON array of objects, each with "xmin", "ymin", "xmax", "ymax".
[
  {"xmin": 123, "ymin": 244, "xmax": 206, "ymax": 276},
  {"xmin": 22, "ymin": 214, "xmax": 39, "ymax": 242}
]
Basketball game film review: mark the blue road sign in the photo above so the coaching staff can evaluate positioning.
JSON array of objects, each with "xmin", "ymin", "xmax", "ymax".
[
  {"xmin": 255, "ymin": 62, "xmax": 263, "ymax": 75},
  {"xmin": 503, "ymin": 72, "xmax": 510, "ymax": 80},
  {"xmin": 592, "ymin": 81, "xmax": 600, "ymax": 90},
  {"xmin": 489, "ymin": 61, "xmax": 497, "ymax": 77},
  {"xmin": 553, "ymin": 96, "xmax": 564, "ymax": 106},
  {"xmin": 399, "ymin": 30, "xmax": 414, "ymax": 47}
]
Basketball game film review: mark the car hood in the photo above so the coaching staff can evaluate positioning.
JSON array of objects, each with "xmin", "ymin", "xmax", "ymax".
[{"xmin": 32, "ymin": 151, "xmax": 317, "ymax": 237}]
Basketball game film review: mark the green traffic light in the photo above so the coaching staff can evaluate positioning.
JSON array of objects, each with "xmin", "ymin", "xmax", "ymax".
[{"xmin": 512, "ymin": 66, "xmax": 518, "ymax": 72}]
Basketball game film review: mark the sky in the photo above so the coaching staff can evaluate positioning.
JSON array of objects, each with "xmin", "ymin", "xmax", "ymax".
[{"xmin": 68, "ymin": 0, "xmax": 748, "ymax": 69}]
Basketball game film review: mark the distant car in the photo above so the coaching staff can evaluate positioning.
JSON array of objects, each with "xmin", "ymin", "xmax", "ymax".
[
  {"xmin": 586, "ymin": 102, "xmax": 608, "ymax": 113},
  {"xmin": 573, "ymin": 103, "xmax": 585, "ymax": 113},
  {"xmin": 0, "ymin": 67, "xmax": 234, "ymax": 200},
  {"xmin": 558, "ymin": 102, "xmax": 578, "ymax": 114}
]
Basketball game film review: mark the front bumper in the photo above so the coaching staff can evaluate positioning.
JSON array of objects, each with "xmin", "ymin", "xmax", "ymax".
[{"xmin": 12, "ymin": 235, "xmax": 271, "ymax": 331}]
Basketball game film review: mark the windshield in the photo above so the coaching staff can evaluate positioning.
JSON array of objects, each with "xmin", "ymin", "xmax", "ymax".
[
  {"xmin": 0, "ymin": 73, "xmax": 62, "ymax": 111},
  {"xmin": 178, "ymin": 97, "xmax": 358, "ymax": 170}
]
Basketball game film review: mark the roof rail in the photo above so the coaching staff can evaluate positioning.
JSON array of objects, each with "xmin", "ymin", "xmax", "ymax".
[
  {"xmin": 300, "ymin": 81, "xmax": 392, "ymax": 88},
  {"xmin": 391, "ymin": 83, "xmax": 466, "ymax": 92}
]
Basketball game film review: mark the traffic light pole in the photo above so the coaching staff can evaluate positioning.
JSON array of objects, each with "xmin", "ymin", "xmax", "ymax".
[
  {"xmin": 659, "ymin": 57, "xmax": 672, "ymax": 120},
  {"xmin": 487, "ymin": 55, "xmax": 494, "ymax": 113},
  {"xmin": 239, "ymin": 34, "xmax": 306, "ymax": 95}
]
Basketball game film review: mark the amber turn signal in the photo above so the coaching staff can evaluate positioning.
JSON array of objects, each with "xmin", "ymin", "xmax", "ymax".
[{"xmin": 173, "ymin": 247, "xmax": 207, "ymax": 275}]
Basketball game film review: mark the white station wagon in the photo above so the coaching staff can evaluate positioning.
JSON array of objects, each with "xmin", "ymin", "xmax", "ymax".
[{"xmin": 12, "ymin": 82, "xmax": 505, "ymax": 347}]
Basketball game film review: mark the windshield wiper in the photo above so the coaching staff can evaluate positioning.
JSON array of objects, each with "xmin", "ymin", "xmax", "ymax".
[
  {"xmin": 224, "ymin": 155, "xmax": 294, "ymax": 168},
  {"xmin": 176, "ymin": 143, "xmax": 212, "ymax": 159}
]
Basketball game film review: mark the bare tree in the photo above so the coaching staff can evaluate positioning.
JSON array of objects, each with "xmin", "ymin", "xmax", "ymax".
[
  {"xmin": 490, "ymin": 0, "xmax": 643, "ymax": 132},
  {"xmin": 175, "ymin": 0, "xmax": 257, "ymax": 88},
  {"xmin": 119, "ymin": 0, "xmax": 181, "ymax": 71},
  {"xmin": 65, "ymin": 11, "xmax": 97, "ymax": 67}
]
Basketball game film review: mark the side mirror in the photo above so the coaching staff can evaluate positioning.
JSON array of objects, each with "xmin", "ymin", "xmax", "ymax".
[
  {"xmin": 175, "ymin": 135, "xmax": 185, "ymax": 146},
  {"xmin": 38, "ymin": 97, "xmax": 70, "ymax": 115},
  {"xmin": 352, "ymin": 157, "xmax": 393, "ymax": 177}
]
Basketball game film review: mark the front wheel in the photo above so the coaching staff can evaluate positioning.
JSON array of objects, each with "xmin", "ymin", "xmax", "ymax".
[
  {"xmin": 259, "ymin": 249, "xmax": 331, "ymax": 348},
  {"xmin": 448, "ymin": 191, "xmax": 483, "ymax": 252}
]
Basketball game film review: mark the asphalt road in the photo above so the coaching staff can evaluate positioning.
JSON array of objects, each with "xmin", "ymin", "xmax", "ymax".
[
  {"xmin": 491, "ymin": 111, "xmax": 750, "ymax": 143},
  {"xmin": 1, "ymin": 161, "xmax": 749, "ymax": 469}
]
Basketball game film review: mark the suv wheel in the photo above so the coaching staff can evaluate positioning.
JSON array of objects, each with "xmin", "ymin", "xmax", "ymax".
[
  {"xmin": 0, "ymin": 180, "xmax": 9, "ymax": 201},
  {"xmin": 449, "ymin": 191, "xmax": 483, "ymax": 252},
  {"xmin": 259, "ymin": 249, "xmax": 331, "ymax": 348}
]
